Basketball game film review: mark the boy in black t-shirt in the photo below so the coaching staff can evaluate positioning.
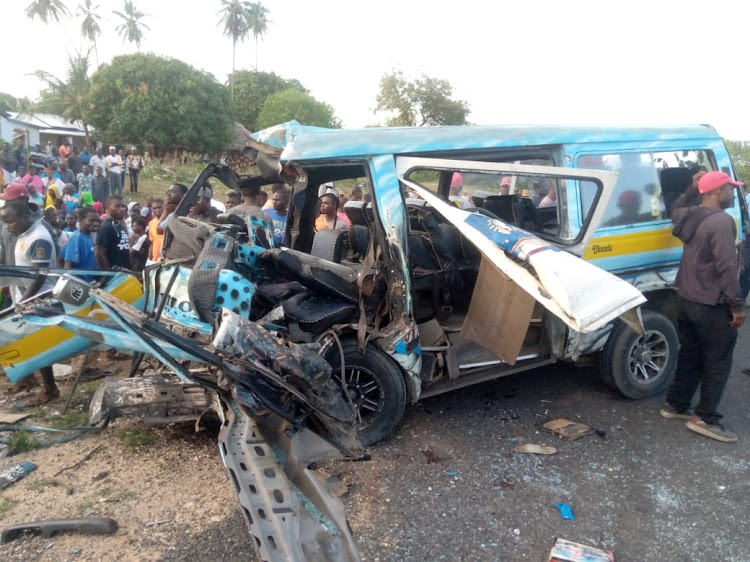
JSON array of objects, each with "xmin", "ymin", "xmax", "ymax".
[{"xmin": 95, "ymin": 196, "xmax": 131, "ymax": 270}]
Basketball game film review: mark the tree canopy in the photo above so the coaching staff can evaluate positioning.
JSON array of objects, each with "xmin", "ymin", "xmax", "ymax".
[
  {"xmin": 25, "ymin": 0, "xmax": 69, "ymax": 24},
  {"xmin": 34, "ymin": 52, "xmax": 93, "ymax": 144},
  {"xmin": 230, "ymin": 70, "xmax": 307, "ymax": 131},
  {"xmin": 375, "ymin": 71, "xmax": 469, "ymax": 127},
  {"xmin": 726, "ymin": 140, "xmax": 750, "ymax": 185},
  {"xmin": 88, "ymin": 54, "xmax": 233, "ymax": 153},
  {"xmin": 257, "ymin": 88, "xmax": 340, "ymax": 130},
  {"xmin": 114, "ymin": 0, "xmax": 150, "ymax": 51}
]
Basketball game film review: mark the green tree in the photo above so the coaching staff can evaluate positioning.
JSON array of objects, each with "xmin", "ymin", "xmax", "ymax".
[
  {"xmin": 78, "ymin": 0, "xmax": 102, "ymax": 66},
  {"xmin": 230, "ymin": 70, "xmax": 306, "ymax": 131},
  {"xmin": 33, "ymin": 52, "xmax": 93, "ymax": 145},
  {"xmin": 726, "ymin": 140, "xmax": 750, "ymax": 185},
  {"xmin": 375, "ymin": 71, "xmax": 469, "ymax": 127},
  {"xmin": 0, "ymin": 93, "xmax": 20, "ymax": 113},
  {"xmin": 257, "ymin": 88, "xmax": 340, "ymax": 130},
  {"xmin": 25, "ymin": 0, "xmax": 70, "ymax": 23},
  {"xmin": 218, "ymin": 0, "xmax": 252, "ymax": 99},
  {"xmin": 88, "ymin": 53, "xmax": 233, "ymax": 153},
  {"xmin": 114, "ymin": 0, "xmax": 150, "ymax": 51},
  {"xmin": 246, "ymin": 2, "xmax": 270, "ymax": 71}
]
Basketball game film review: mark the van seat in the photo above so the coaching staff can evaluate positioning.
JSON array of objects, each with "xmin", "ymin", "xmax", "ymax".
[
  {"xmin": 311, "ymin": 228, "xmax": 346, "ymax": 263},
  {"xmin": 258, "ymin": 248, "xmax": 359, "ymax": 303},
  {"xmin": 343, "ymin": 201, "xmax": 367, "ymax": 226},
  {"xmin": 660, "ymin": 167, "xmax": 693, "ymax": 213}
]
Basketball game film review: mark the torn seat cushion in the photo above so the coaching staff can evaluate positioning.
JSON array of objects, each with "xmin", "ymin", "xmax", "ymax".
[
  {"xmin": 188, "ymin": 232, "xmax": 236, "ymax": 322},
  {"xmin": 162, "ymin": 217, "xmax": 214, "ymax": 265},
  {"xmin": 283, "ymin": 293, "xmax": 358, "ymax": 333},
  {"xmin": 258, "ymin": 248, "xmax": 359, "ymax": 303}
]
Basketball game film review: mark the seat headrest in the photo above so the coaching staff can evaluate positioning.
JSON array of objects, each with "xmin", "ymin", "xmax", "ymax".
[{"xmin": 343, "ymin": 200, "xmax": 367, "ymax": 226}]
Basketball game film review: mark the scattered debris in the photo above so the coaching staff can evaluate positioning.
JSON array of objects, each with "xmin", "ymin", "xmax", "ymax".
[
  {"xmin": 0, "ymin": 460, "xmax": 37, "ymax": 489},
  {"xmin": 514, "ymin": 444, "xmax": 557, "ymax": 455},
  {"xmin": 553, "ymin": 503, "xmax": 575, "ymax": 520},
  {"xmin": 422, "ymin": 447, "xmax": 449, "ymax": 464},
  {"xmin": 548, "ymin": 537, "xmax": 614, "ymax": 561},
  {"xmin": 92, "ymin": 471, "xmax": 110, "ymax": 482},
  {"xmin": 54, "ymin": 445, "xmax": 103, "ymax": 477},
  {"xmin": 543, "ymin": 418, "xmax": 595, "ymax": 441},
  {"xmin": 493, "ymin": 479, "xmax": 514, "ymax": 489},
  {"xmin": 0, "ymin": 517, "xmax": 118, "ymax": 544},
  {"xmin": 0, "ymin": 413, "xmax": 31, "ymax": 424},
  {"xmin": 52, "ymin": 363, "xmax": 73, "ymax": 381}
]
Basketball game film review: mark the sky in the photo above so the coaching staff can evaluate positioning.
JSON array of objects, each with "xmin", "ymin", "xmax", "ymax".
[{"xmin": 4, "ymin": 0, "xmax": 750, "ymax": 139}]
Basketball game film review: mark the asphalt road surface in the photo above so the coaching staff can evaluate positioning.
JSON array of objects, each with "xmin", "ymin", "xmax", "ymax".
[{"xmin": 327, "ymin": 322, "xmax": 750, "ymax": 562}]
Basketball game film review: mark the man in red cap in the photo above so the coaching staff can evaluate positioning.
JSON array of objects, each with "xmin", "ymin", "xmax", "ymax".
[
  {"xmin": 659, "ymin": 171, "xmax": 745, "ymax": 442},
  {"xmin": 0, "ymin": 184, "xmax": 60, "ymax": 404}
]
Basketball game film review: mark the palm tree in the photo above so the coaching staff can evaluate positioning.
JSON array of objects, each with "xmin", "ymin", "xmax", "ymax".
[
  {"xmin": 114, "ymin": 0, "xmax": 150, "ymax": 51},
  {"xmin": 246, "ymin": 2, "xmax": 270, "ymax": 71},
  {"xmin": 33, "ymin": 52, "xmax": 93, "ymax": 145},
  {"xmin": 218, "ymin": 0, "xmax": 252, "ymax": 99},
  {"xmin": 25, "ymin": 0, "xmax": 70, "ymax": 23},
  {"xmin": 78, "ymin": 0, "xmax": 102, "ymax": 66}
]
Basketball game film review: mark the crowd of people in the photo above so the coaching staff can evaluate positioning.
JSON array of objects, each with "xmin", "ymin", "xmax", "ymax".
[
  {"xmin": 0, "ymin": 136, "xmax": 372, "ymax": 404},
  {"xmin": 0, "ymin": 138, "xmax": 155, "ymax": 404}
]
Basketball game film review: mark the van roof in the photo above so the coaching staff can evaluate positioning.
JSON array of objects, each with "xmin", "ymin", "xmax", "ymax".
[{"xmin": 252, "ymin": 121, "xmax": 722, "ymax": 163}]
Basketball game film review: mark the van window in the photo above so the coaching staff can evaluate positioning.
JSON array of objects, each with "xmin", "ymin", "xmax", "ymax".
[
  {"xmin": 577, "ymin": 150, "xmax": 715, "ymax": 228},
  {"xmin": 404, "ymin": 167, "xmax": 601, "ymax": 244}
]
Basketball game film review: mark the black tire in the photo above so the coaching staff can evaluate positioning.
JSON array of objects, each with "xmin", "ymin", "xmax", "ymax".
[
  {"xmin": 600, "ymin": 309, "xmax": 678, "ymax": 399},
  {"xmin": 326, "ymin": 339, "xmax": 407, "ymax": 447}
]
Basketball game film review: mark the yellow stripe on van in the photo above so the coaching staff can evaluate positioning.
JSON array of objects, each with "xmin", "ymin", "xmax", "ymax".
[
  {"xmin": 583, "ymin": 228, "xmax": 683, "ymax": 261},
  {"xmin": 0, "ymin": 276, "xmax": 143, "ymax": 367}
]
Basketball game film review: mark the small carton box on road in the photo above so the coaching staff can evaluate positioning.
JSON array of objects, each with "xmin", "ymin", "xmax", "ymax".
[{"xmin": 548, "ymin": 538, "xmax": 614, "ymax": 562}]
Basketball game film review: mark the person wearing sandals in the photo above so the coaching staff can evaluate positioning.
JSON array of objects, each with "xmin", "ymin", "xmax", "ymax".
[
  {"xmin": 660, "ymin": 172, "xmax": 745, "ymax": 442},
  {"xmin": 0, "ymin": 187, "xmax": 60, "ymax": 405}
]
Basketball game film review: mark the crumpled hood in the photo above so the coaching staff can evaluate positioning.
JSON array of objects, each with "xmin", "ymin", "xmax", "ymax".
[{"xmin": 672, "ymin": 206, "xmax": 722, "ymax": 243}]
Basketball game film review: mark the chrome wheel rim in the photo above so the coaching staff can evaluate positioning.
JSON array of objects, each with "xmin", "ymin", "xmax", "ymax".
[
  {"xmin": 342, "ymin": 366, "xmax": 384, "ymax": 429},
  {"xmin": 627, "ymin": 330, "xmax": 669, "ymax": 383}
]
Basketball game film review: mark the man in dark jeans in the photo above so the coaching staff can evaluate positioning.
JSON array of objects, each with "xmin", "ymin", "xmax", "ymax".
[{"xmin": 660, "ymin": 171, "xmax": 745, "ymax": 442}]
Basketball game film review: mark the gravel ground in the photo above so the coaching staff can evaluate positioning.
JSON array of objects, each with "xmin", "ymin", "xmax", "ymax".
[{"xmin": 2, "ymin": 326, "xmax": 750, "ymax": 561}]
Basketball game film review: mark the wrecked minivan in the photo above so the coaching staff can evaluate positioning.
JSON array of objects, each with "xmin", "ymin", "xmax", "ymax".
[
  {"xmin": 4, "ymin": 122, "xmax": 741, "ymax": 561},
  {"xmin": 227, "ymin": 121, "xmax": 746, "ymax": 446}
]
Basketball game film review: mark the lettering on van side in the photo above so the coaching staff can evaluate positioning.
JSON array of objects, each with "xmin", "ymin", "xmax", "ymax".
[{"xmin": 592, "ymin": 243, "xmax": 613, "ymax": 255}]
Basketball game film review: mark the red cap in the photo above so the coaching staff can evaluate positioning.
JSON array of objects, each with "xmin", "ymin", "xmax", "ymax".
[
  {"xmin": 450, "ymin": 172, "xmax": 463, "ymax": 188},
  {"xmin": 500, "ymin": 176, "xmax": 512, "ymax": 187},
  {"xmin": 698, "ymin": 171, "xmax": 742, "ymax": 194},
  {"xmin": 0, "ymin": 183, "xmax": 30, "ymax": 201}
]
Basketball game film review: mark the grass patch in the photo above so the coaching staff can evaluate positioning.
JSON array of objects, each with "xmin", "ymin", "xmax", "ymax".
[
  {"xmin": 8, "ymin": 429, "xmax": 44, "ymax": 453},
  {"xmin": 27, "ymin": 477, "xmax": 59, "ymax": 490},
  {"xmin": 116, "ymin": 426, "xmax": 157, "ymax": 449},
  {"xmin": 48, "ymin": 410, "xmax": 89, "ymax": 429},
  {"xmin": 0, "ymin": 498, "xmax": 17, "ymax": 519},
  {"xmin": 99, "ymin": 488, "xmax": 136, "ymax": 502}
]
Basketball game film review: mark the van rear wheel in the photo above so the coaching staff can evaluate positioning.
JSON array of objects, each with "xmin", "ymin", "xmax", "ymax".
[
  {"xmin": 326, "ymin": 339, "xmax": 407, "ymax": 447},
  {"xmin": 600, "ymin": 309, "xmax": 678, "ymax": 399}
]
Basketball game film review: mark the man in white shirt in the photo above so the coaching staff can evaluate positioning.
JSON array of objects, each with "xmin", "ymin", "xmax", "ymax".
[
  {"xmin": 106, "ymin": 146, "xmax": 123, "ymax": 198},
  {"xmin": 0, "ymin": 197, "xmax": 59, "ymax": 405},
  {"xmin": 88, "ymin": 147, "xmax": 107, "ymax": 181}
]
